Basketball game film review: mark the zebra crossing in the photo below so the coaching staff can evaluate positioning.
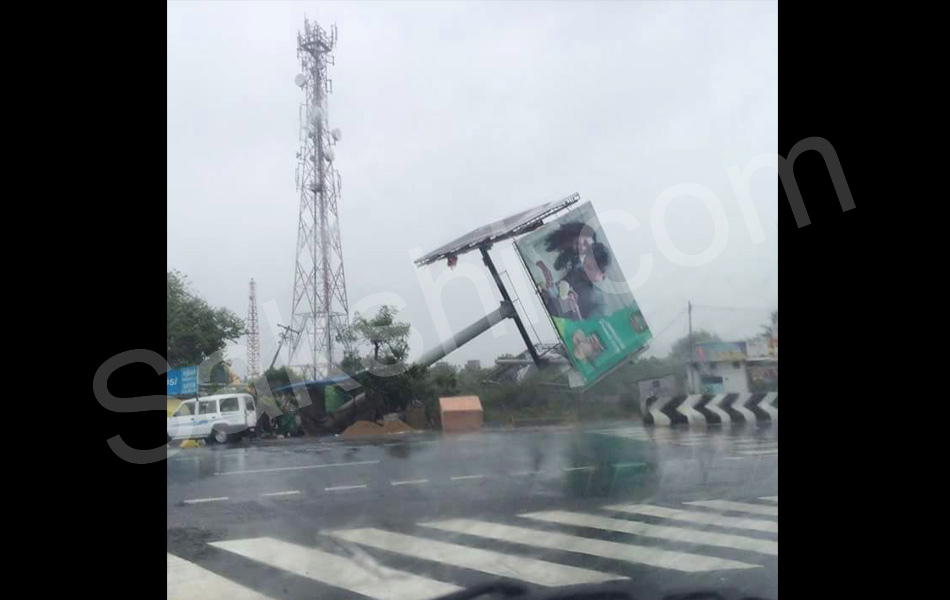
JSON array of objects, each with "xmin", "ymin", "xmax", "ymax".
[
  {"xmin": 168, "ymin": 496, "xmax": 778, "ymax": 600},
  {"xmin": 590, "ymin": 426, "xmax": 778, "ymax": 458}
]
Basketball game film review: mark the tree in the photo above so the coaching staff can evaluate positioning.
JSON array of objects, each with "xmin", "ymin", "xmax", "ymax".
[
  {"xmin": 760, "ymin": 310, "xmax": 778, "ymax": 339},
  {"xmin": 167, "ymin": 271, "xmax": 244, "ymax": 367},
  {"xmin": 337, "ymin": 306, "xmax": 420, "ymax": 414},
  {"xmin": 426, "ymin": 362, "xmax": 459, "ymax": 396},
  {"xmin": 258, "ymin": 366, "xmax": 304, "ymax": 393},
  {"xmin": 339, "ymin": 305, "xmax": 411, "ymax": 364},
  {"xmin": 669, "ymin": 329, "xmax": 721, "ymax": 360}
]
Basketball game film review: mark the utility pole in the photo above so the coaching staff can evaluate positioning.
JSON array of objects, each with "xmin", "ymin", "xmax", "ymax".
[
  {"xmin": 687, "ymin": 301, "xmax": 693, "ymax": 394},
  {"xmin": 269, "ymin": 324, "xmax": 300, "ymax": 373}
]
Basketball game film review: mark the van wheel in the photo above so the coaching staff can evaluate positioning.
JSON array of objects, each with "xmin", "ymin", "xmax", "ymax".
[{"xmin": 212, "ymin": 428, "xmax": 229, "ymax": 444}]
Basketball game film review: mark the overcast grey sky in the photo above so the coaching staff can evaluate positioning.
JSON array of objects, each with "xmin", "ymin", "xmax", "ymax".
[{"xmin": 167, "ymin": 0, "xmax": 778, "ymax": 377}]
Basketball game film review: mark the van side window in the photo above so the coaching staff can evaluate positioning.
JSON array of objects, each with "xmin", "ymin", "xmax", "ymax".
[
  {"xmin": 173, "ymin": 402, "xmax": 194, "ymax": 418},
  {"xmin": 245, "ymin": 398, "xmax": 255, "ymax": 413},
  {"xmin": 220, "ymin": 397, "xmax": 240, "ymax": 413},
  {"xmin": 198, "ymin": 400, "xmax": 217, "ymax": 415}
]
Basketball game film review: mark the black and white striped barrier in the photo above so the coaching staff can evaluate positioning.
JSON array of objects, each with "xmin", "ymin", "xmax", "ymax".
[{"xmin": 641, "ymin": 393, "xmax": 778, "ymax": 427}]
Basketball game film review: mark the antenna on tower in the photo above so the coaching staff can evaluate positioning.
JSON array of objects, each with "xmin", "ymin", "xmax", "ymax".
[
  {"xmin": 288, "ymin": 17, "xmax": 350, "ymax": 380},
  {"xmin": 246, "ymin": 278, "xmax": 261, "ymax": 379}
]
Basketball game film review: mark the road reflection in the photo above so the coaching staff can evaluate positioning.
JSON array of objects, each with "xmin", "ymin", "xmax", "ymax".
[{"xmin": 561, "ymin": 431, "xmax": 660, "ymax": 499}]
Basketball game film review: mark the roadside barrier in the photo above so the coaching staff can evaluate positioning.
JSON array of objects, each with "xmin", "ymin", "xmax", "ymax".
[{"xmin": 641, "ymin": 393, "xmax": 777, "ymax": 427}]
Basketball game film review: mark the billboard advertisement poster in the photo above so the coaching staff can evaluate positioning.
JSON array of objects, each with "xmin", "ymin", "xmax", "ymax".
[
  {"xmin": 746, "ymin": 338, "xmax": 770, "ymax": 359},
  {"xmin": 747, "ymin": 337, "xmax": 778, "ymax": 359},
  {"xmin": 167, "ymin": 365, "xmax": 198, "ymax": 396},
  {"xmin": 515, "ymin": 201, "xmax": 652, "ymax": 385},
  {"xmin": 748, "ymin": 365, "xmax": 778, "ymax": 391},
  {"xmin": 694, "ymin": 341, "xmax": 746, "ymax": 362}
]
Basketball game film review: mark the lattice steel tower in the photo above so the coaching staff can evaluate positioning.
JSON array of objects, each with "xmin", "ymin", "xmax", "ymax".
[
  {"xmin": 246, "ymin": 278, "xmax": 261, "ymax": 379},
  {"xmin": 289, "ymin": 18, "xmax": 349, "ymax": 379}
]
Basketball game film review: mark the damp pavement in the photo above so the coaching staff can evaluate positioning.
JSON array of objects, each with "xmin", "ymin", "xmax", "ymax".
[{"xmin": 167, "ymin": 422, "xmax": 778, "ymax": 599}]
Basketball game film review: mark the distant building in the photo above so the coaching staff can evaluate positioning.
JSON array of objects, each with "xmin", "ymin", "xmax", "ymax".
[
  {"xmin": 687, "ymin": 340, "xmax": 777, "ymax": 394},
  {"xmin": 465, "ymin": 360, "xmax": 481, "ymax": 371}
]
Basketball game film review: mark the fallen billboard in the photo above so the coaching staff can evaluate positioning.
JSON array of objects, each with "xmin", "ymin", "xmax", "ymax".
[{"xmin": 515, "ymin": 201, "xmax": 652, "ymax": 385}]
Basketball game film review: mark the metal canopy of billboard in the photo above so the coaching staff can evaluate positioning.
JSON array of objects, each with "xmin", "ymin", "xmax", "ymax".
[
  {"xmin": 413, "ymin": 193, "xmax": 580, "ymax": 267},
  {"xmin": 414, "ymin": 193, "xmax": 580, "ymax": 370}
]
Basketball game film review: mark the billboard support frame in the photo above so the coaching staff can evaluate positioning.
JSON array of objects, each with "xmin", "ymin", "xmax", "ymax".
[{"xmin": 480, "ymin": 246, "xmax": 543, "ymax": 368}]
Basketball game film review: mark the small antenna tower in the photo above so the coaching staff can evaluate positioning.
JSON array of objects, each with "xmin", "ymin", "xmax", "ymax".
[{"xmin": 246, "ymin": 278, "xmax": 261, "ymax": 379}]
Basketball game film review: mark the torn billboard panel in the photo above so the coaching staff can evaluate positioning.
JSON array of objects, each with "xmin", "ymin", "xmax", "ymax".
[{"xmin": 515, "ymin": 201, "xmax": 652, "ymax": 385}]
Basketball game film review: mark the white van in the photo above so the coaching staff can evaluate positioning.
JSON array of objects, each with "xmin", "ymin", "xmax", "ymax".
[{"xmin": 167, "ymin": 393, "xmax": 259, "ymax": 444}]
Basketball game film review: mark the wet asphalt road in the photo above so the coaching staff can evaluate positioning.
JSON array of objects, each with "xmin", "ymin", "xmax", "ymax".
[{"xmin": 167, "ymin": 422, "xmax": 778, "ymax": 600}]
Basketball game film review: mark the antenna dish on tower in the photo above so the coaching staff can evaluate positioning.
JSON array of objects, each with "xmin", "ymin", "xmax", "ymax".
[
  {"xmin": 294, "ymin": 74, "xmax": 306, "ymax": 87},
  {"xmin": 331, "ymin": 128, "xmax": 342, "ymax": 142}
]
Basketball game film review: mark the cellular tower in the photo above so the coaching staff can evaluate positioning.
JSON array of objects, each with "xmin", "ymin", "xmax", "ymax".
[{"xmin": 288, "ymin": 18, "xmax": 349, "ymax": 379}]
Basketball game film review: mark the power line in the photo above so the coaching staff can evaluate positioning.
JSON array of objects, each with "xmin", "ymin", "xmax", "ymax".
[
  {"xmin": 691, "ymin": 304, "xmax": 775, "ymax": 313},
  {"xmin": 648, "ymin": 307, "xmax": 688, "ymax": 343}
]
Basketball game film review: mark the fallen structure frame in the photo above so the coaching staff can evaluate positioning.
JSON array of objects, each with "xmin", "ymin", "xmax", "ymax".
[{"xmin": 413, "ymin": 192, "xmax": 580, "ymax": 368}]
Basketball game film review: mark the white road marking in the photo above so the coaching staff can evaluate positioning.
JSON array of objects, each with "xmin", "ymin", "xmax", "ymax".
[
  {"xmin": 562, "ymin": 466, "xmax": 596, "ymax": 472},
  {"xmin": 261, "ymin": 490, "xmax": 300, "ymax": 497},
  {"xmin": 736, "ymin": 449, "xmax": 778, "ymax": 456},
  {"xmin": 391, "ymin": 479, "xmax": 429, "ymax": 486},
  {"xmin": 330, "ymin": 528, "xmax": 624, "ymax": 586},
  {"xmin": 183, "ymin": 497, "xmax": 229, "ymax": 504},
  {"xmin": 211, "ymin": 537, "xmax": 460, "ymax": 600},
  {"xmin": 167, "ymin": 552, "xmax": 275, "ymax": 600},
  {"xmin": 685, "ymin": 500, "xmax": 778, "ymax": 517},
  {"xmin": 521, "ymin": 510, "xmax": 777, "ymax": 556},
  {"xmin": 590, "ymin": 427, "xmax": 647, "ymax": 435},
  {"xmin": 422, "ymin": 519, "xmax": 759, "ymax": 572},
  {"xmin": 325, "ymin": 484, "xmax": 367, "ymax": 492},
  {"xmin": 760, "ymin": 496, "xmax": 778, "ymax": 502},
  {"xmin": 216, "ymin": 460, "xmax": 380, "ymax": 476},
  {"xmin": 450, "ymin": 474, "xmax": 486, "ymax": 480},
  {"xmin": 744, "ymin": 443, "xmax": 778, "ymax": 447},
  {"xmin": 605, "ymin": 504, "xmax": 778, "ymax": 533}
]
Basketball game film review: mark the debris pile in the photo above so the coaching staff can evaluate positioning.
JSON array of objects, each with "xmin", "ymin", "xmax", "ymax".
[
  {"xmin": 342, "ymin": 420, "xmax": 384, "ymax": 438},
  {"xmin": 342, "ymin": 418, "xmax": 414, "ymax": 439},
  {"xmin": 379, "ymin": 419, "xmax": 412, "ymax": 435}
]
